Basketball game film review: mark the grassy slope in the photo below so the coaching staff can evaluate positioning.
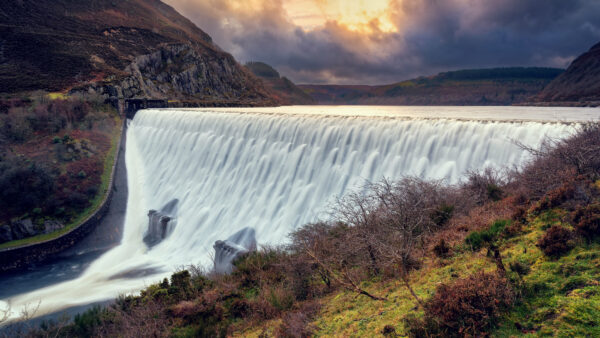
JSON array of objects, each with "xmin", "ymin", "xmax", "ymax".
[
  {"xmin": 0, "ymin": 114, "xmax": 122, "ymax": 250},
  {"xmin": 235, "ymin": 204, "xmax": 600, "ymax": 337}
]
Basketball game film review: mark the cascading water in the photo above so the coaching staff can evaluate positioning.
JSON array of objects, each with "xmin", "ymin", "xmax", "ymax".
[{"xmin": 1, "ymin": 106, "xmax": 587, "ymax": 320}]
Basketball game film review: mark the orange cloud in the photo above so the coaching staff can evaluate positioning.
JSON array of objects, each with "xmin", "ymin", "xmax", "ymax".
[
  {"xmin": 164, "ymin": 0, "xmax": 600, "ymax": 84},
  {"xmin": 284, "ymin": 0, "xmax": 398, "ymax": 33}
]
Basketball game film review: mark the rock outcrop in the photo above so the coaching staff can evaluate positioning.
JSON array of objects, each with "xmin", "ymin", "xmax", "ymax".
[
  {"xmin": 0, "ymin": 0, "xmax": 276, "ymax": 105},
  {"xmin": 536, "ymin": 42, "xmax": 600, "ymax": 105},
  {"xmin": 213, "ymin": 227, "xmax": 257, "ymax": 274},
  {"xmin": 80, "ymin": 44, "xmax": 272, "ymax": 105},
  {"xmin": 0, "ymin": 219, "xmax": 65, "ymax": 244}
]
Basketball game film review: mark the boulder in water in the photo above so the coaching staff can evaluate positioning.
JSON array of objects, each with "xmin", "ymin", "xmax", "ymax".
[
  {"xmin": 144, "ymin": 199, "xmax": 178, "ymax": 247},
  {"xmin": 213, "ymin": 227, "xmax": 257, "ymax": 274}
]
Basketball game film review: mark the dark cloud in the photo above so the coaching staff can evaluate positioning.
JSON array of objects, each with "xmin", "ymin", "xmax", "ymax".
[{"xmin": 165, "ymin": 0, "xmax": 600, "ymax": 84}]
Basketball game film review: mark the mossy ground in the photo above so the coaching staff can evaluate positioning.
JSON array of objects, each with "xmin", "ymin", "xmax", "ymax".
[{"xmin": 234, "ymin": 208, "xmax": 600, "ymax": 337}]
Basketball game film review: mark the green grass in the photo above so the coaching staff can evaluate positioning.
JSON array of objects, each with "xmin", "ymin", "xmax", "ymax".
[
  {"xmin": 492, "ymin": 210, "xmax": 600, "ymax": 337},
  {"xmin": 0, "ymin": 117, "xmax": 123, "ymax": 250},
  {"xmin": 233, "ymin": 209, "xmax": 600, "ymax": 337},
  {"xmin": 47, "ymin": 92, "xmax": 67, "ymax": 100}
]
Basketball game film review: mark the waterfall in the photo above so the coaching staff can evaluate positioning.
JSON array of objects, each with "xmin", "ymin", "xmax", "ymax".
[{"xmin": 2, "ymin": 106, "xmax": 581, "ymax": 320}]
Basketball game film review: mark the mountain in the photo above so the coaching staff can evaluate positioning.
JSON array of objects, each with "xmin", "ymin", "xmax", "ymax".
[
  {"xmin": 536, "ymin": 42, "xmax": 600, "ymax": 105},
  {"xmin": 0, "ymin": 0, "xmax": 276, "ymax": 106},
  {"xmin": 245, "ymin": 62, "xmax": 315, "ymax": 105},
  {"xmin": 300, "ymin": 67, "xmax": 563, "ymax": 105}
]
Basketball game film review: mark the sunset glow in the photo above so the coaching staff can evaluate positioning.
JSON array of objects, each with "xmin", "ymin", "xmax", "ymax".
[
  {"xmin": 164, "ymin": 0, "xmax": 600, "ymax": 84},
  {"xmin": 283, "ymin": 0, "xmax": 397, "ymax": 33}
]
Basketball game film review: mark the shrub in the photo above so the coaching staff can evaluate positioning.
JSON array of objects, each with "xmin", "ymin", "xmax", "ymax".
[
  {"xmin": 169, "ymin": 270, "xmax": 193, "ymax": 300},
  {"xmin": 232, "ymin": 248, "xmax": 285, "ymax": 288},
  {"xmin": 532, "ymin": 181, "xmax": 575, "ymax": 214},
  {"xmin": 0, "ymin": 159, "xmax": 55, "ymax": 215},
  {"xmin": 66, "ymin": 191, "xmax": 89, "ymax": 210},
  {"xmin": 486, "ymin": 183, "xmax": 503, "ymax": 201},
  {"xmin": 504, "ymin": 221, "xmax": 523, "ymax": 238},
  {"xmin": 465, "ymin": 219, "xmax": 509, "ymax": 251},
  {"xmin": 229, "ymin": 299, "xmax": 250, "ymax": 318},
  {"xmin": 431, "ymin": 203, "xmax": 454, "ymax": 226},
  {"xmin": 572, "ymin": 203, "xmax": 600, "ymax": 239},
  {"xmin": 274, "ymin": 302, "xmax": 319, "ymax": 338},
  {"xmin": 513, "ymin": 123, "xmax": 600, "ymax": 199},
  {"xmin": 537, "ymin": 226, "xmax": 575, "ymax": 257},
  {"xmin": 403, "ymin": 313, "xmax": 439, "ymax": 338},
  {"xmin": 433, "ymin": 238, "xmax": 451, "ymax": 258},
  {"xmin": 463, "ymin": 168, "xmax": 506, "ymax": 205},
  {"xmin": 381, "ymin": 324, "xmax": 396, "ymax": 336},
  {"xmin": 266, "ymin": 285, "xmax": 295, "ymax": 312},
  {"xmin": 406, "ymin": 272, "xmax": 514, "ymax": 337},
  {"xmin": 509, "ymin": 261, "xmax": 531, "ymax": 277},
  {"xmin": 511, "ymin": 206, "xmax": 527, "ymax": 223},
  {"xmin": 72, "ymin": 305, "xmax": 105, "ymax": 337}
]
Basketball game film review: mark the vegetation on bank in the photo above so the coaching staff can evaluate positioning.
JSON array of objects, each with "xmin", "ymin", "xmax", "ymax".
[
  {"xmin": 0, "ymin": 92, "xmax": 121, "ymax": 249},
  {"xmin": 7, "ymin": 122, "xmax": 600, "ymax": 337}
]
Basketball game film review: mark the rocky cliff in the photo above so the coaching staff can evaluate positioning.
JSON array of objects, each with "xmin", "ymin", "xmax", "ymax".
[
  {"xmin": 0, "ymin": 0, "xmax": 276, "ymax": 105},
  {"xmin": 83, "ymin": 44, "xmax": 272, "ymax": 105},
  {"xmin": 536, "ymin": 42, "xmax": 600, "ymax": 104}
]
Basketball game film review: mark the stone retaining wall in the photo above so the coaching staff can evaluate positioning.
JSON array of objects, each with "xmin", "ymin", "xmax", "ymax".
[{"xmin": 0, "ymin": 121, "xmax": 126, "ymax": 272}]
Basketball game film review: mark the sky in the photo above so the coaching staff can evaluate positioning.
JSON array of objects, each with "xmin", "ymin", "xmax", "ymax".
[{"xmin": 164, "ymin": 0, "xmax": 600, "ymax": 85}]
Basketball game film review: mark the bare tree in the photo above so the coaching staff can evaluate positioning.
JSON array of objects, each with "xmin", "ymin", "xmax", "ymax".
[
  {"xmin": 513, "ymin": 122, "xmax": 600, "ymax": 198},
  {"xmin": 290, "ymin": 222, "xmax": 386, "ymax": 301},
  {"xmin": 294, "ymin": 177, "xmax": 451, "ymax": 307},
  {"xmin": 364, "ymin": 178, "xmax": 444, "ymax": 307}
]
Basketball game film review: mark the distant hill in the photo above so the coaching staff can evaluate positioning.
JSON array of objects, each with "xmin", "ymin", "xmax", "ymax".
[
  {"xmin": 245, "ymin": 62, "xmax": 315, "ymax": 105},
  {"xmin": 0, "ymin": 0, "xmax": 276, "ymax": 106},
  {"xmin": 300, "ymin": 67, "xmax": 563, "ymax": 105},
  {"xmin": 536, "ymin": 42, "xmax": 600, "ymax": 105}
]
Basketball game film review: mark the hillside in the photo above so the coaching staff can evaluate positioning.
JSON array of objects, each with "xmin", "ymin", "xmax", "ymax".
[
  {"xmin": 300, "ymin": 67, "xmax": 563, "ymax": 105},
  {"xmin": 537, "ymin": 42, "xmax": 600, "ymax": 105},
  {"xmin": 0, "ymin": 95, "xmax": 121, "ymax": 247},
  {"xmin": 0, "ymin": 0, "xmax": 276, "ymax": 105},
  {"xmin": 245, "ymin": 62, "xmax": 315, "ymax": 105}
]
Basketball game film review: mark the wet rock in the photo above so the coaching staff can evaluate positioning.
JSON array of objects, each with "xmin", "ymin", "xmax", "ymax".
[
  {"xmin": 0, "ymin": 224, "xmax": 13, "ymax": 243},
  {"xmin": 43, "ymin": 220, "xmax": 63, "ymax": 234},
  {"xmin": 11, "ymin": 219, "xmax": 36, "ymax": 239},
  {"xmin": 214, "ymin": 227, "xmax": 257, "ymax": 274}
]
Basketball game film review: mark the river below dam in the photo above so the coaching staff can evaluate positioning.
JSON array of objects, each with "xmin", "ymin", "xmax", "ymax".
[{"xmin": 1, "ymin": 105, "xmax": 598, "ymax": 323}]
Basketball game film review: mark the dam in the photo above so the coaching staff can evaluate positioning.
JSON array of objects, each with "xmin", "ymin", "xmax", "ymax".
[{"xmin": 1, "ymin": 105, "xmax": 594, "ymax": 321}]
